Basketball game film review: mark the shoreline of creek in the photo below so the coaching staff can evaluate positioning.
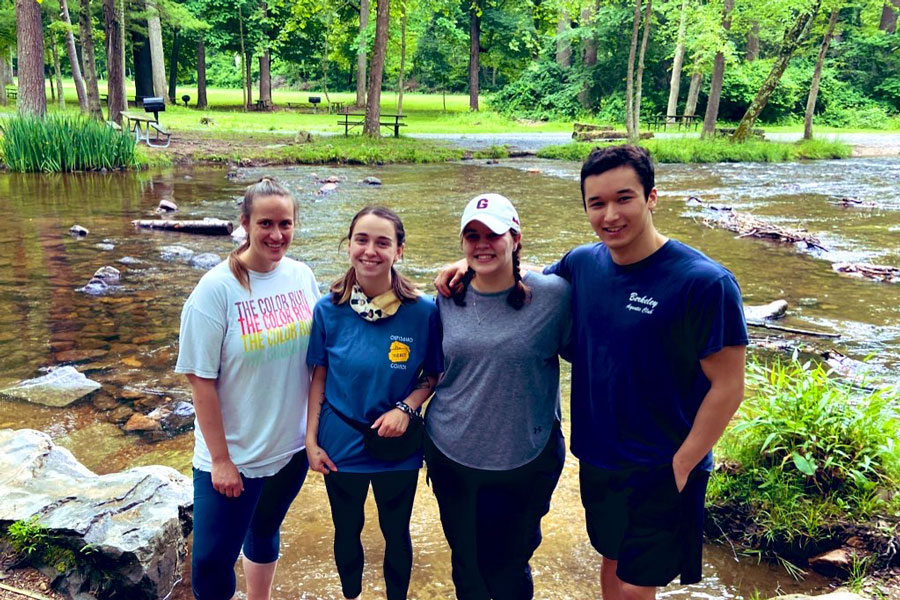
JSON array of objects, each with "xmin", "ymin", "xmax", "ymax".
[{"xmin": 145, "ymin": 130, "xmax": 899, "ymax": 168}]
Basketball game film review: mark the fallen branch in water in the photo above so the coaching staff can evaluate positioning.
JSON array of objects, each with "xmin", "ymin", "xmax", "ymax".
[
  {"xmin": 132, "ymin": 219, "xmax": 234, "ymax": 236},
  {"xmin": 747, "ymin": 320, "xmax": 841, "ymax": 338},
  {"xmin": 701, "ymin": 211, "xmax": 827, "ymax": 251},
  {"xmin": 832, "ymin": 262, "xmax": 900, "ymax": 283}
]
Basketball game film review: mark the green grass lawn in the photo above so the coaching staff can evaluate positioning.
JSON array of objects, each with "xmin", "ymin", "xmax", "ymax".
[{"xmin": 3, "ymin": 80, "xmax": 573, "ymax": 135}]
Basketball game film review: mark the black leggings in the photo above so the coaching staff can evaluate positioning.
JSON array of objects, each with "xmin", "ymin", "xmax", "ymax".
[
  {"xmin": 425, "ymin": 426, "xmax": 565, "ymax": 600},
  {"xmin": 323, "ymin": 469, "xmax": 419, "ymax": 600}
]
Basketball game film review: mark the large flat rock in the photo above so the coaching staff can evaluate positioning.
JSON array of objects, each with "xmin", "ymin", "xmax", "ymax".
[
  {"xmin": 0, "ymin": 429, "xmax": 193, "ymax": 600},
  {"xmin": 0, "ymin": 366, "xmax": 101, "ymax": 407}
]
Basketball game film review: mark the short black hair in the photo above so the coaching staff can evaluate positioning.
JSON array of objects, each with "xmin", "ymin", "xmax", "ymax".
[{"xmin": 580, "ymin": 145, "xmax": 655, "ymax": 208}]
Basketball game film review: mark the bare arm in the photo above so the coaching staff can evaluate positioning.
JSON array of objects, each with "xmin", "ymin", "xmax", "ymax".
[
  {"xmin": 305, "ymin": 365, "xmax": 338, "ymax": 474},
  {"xmin": 372, "ymin": 374, "xmax": 438, "ymax": 437},
  {"xmin": 433, "ymin": 260, "xmax": 541, "ymax": 297},
  {"xmin": 187, "ymin": 374, "xmax": 243, "ymax": 498},
  {"xmin": 672, "ymin": 345, "xmax": 746, "ymax": 491}
]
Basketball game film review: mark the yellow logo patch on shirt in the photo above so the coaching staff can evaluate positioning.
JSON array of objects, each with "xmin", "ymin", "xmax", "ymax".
[{"xmin": 389, "ymin": 341, "xmax": 410, "ymax": 363}]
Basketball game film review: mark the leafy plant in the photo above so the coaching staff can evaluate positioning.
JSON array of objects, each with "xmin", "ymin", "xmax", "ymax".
[
  {"xmin": 708, "ymin": 356, "xmax": 900, "ymax": 550},
  {"xmin": 7, "ymin": 516, "xmax": 47, "ymax": 557},
  {"xmin": 0, "ymin": 115, "xmax": 137, "ymax": 173}
]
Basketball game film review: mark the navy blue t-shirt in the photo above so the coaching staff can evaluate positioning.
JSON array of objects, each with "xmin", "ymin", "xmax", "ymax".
[
  {"xmin": 307, "ymin": 295, "xmax": 443, "ymax": 472},
  {"xmin": 545, "ymin": 240, "xmax": 748, "ymax": 471}
]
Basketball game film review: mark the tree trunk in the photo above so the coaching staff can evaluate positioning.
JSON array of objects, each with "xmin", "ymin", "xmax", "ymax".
[
  {"xmin": 117, "ymin": 0, "xmax": 126, "ymax": 105},
  {"xmin": 880, "ymin": 0, "xmax": 899, "ymax": 32},
  {"xmin": 0, "ymin": 53, "xmax": 8, "ymax": 106},
  {"xmin": 168, "ymin": 29, "xmax": 179, "ymax": 103},
  {"xmin": 132, "ymin": 29, "xmax": 153, "ymax": 100},
  {"xmin": 320, "ymin": 31, "xmax": 331, "ymax": 103},
  {"xmin": 245, "ymin": 51, "xmax": 253, "ymax": 107},
  {"xmin": 60, "ymin": 0, "xmax": 88, "ymax": 111},
  {"xmin": 625, "ymin": 0, "xmax": 642, "ymax": 141},
  {"xmin": 746, "ymin": 21, "xmax": 760, "ymax": 60},
  {"xmin": 146, "ymin": 0, "xmax": 168, "ymax": 102},
  {"xmin": 49, "ymin": 49, "xmax": 57, "ymax": 104},
  {"xmin": 556, "ymin": 10, "xmax": 571, "ymax": 68},
  {"xmin": 578, "ymin": 4, "xmax": 597, "ymax": 108},
  {"xmin": 16, "ymin": 0, "xmax": 47, "ymax": 117},
  {"xmin": 396, "ymin": 3, "xmax": 406, "ymax": 114},
  {"xmin": 701, "ymin": 0, "xmax": 733, "ymax": 138},
  {"xmin": 684, "ymin": 71, "xmax": 703, "ymax": 116},
  {"xmin": 356, "ymin": 0, "xmax": 369, "ymax": 108},
  {"xmin": 238, "ymin": 5, "xmax": 249, "ymax": 110},
  {"xmin": 363, "ymin": 0, "xmax": 389, "ymax": 137},
  {"xmin": 665, "ymin": 0, "xmax": 688, "ymax": 118},
  {"xmin": 52, "ymin": 39, "xmax": 66, "ymax": 108},
  {"xmin": 733, "ymin": 1, "xmax": 820, "ymax": 142},
  {"xmin": 259, "ymin": 50, "xmax": 271, "ymax": 107},
  {"xmin": 468, "ymin": 0, "xmax": 481, "ymax": 111},
  {"xmin": 79, "ymin": 0, "xmax": 103, "ymax": 118},
  {"xmin": 102, "ymin": 0, "xmax": 125, "ymax": 123},
  {"xmin": 804, "ymin": 9, "xmax": 839, "ymax": 139},
  {"xmin": 633, "ymin": 0, "xmax": 652, "ymax": 136},
  {"xmin": 197, "ymin": 37, "xmax": 207, "ymax": 109}
]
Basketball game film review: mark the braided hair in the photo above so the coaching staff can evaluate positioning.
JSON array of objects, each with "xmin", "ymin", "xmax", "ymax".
[{"xmin": 451, "ymin": 234, "xmax": 530, "ymax": 310}]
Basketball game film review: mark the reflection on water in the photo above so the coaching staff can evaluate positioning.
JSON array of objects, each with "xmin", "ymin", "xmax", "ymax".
[{"xmin": 4, "ymin": 158, "xmax": 897, "ymax": 598}]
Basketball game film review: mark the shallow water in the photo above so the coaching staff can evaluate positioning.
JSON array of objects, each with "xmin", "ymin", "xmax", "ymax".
[{"xmin": 5, "ymin": 157, "xmax": 899, "ymax": 598}]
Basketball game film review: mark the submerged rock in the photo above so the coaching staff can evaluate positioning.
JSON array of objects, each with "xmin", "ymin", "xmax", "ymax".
[
  {"xmin": 94, "ymin": 242, "xmax": 115, "ymax": 251},
  {"xmin": 93, "ymin": 265, "xmax": 121, "ymax": 284},
  {"xmin": 124, "ymin": 412, "xmax": 162, "ymax": 432},
  {"xmin": 231, "ymin": 226, "xmax": 248, "ymax": 245},
  {"xmin": 69, "ymin": 224, "xmax": 89, "ymax": 237},
  {"xmin": 161, "ymin": 401, "xmax": 195, "ymax": 432},
  {"xmin": 320, "ymin": 175, "xmax": 341, "ymax": 184},
  {"xmin": 0, "ymin": 429, "xmax": 192, "ymax": 600},
  {"xmin": 190, "ymin": 253, "xmax": 222, "ymax": 270},
  {"xmin": 362, "ymin": 176, "xmax": 382, "ymax": 185},
  {"xmin": 78, "ymin": 278, "xmax": 109, "ymax": 295},
  {"xmin": 157, "ymin": 199, "xmax": 178, "ymax": 213},
  {"xmin": 0, "ymin": 366, "xmax": 101, "ymax": 407},
  {"xmin": 744, "ymin": 299, "xmax": 788, "ymax": 322},
  {"xmin": 159, "ymin": 245, "xmax": 194, "ymax": 261},
  {"xmin": 770, "ymin": 590, "xmax": 867, "ymax": 600},
  {"xmin": 318, "ymin": 182, "xmax": 339, "ymax": 195},
  {"xmin": 119, "ymin": 256, "xmax": 143, "ymax": 265}
]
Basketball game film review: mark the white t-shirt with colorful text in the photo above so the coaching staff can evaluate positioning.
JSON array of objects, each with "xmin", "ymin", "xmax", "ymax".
[{"xmin": 175, "ymin": 258, "xmax": 320, "ymax": 477}]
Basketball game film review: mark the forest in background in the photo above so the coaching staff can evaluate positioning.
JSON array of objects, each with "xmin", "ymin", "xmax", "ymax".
[{"xmin": 1, "ymin": 0, "xmax": 898, "ymax": 133}]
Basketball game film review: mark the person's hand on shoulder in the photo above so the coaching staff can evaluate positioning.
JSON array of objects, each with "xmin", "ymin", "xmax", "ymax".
[
  {"xmin": 433, "ymin": 259, "xmax": 469, "ymax": 297},
  {"xmin": 211, "ymin": 457, "xmax": 244, "ymax": 498}
]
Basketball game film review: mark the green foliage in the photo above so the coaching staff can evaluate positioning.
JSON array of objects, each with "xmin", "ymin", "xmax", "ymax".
[
  {"xmin": 7, "ymin": 517, "xmax": 48, "ymax": 557},
  {"xmin": 535, "ymin": 137, "xmax": 851, "ymax": 163},
  {"xmin": 195, "ymin": 135, "xmax": 464, "ymax": 165},
  {"xmin": 492, "ymin": 60, "xmax": 584, "ymax": 121},
  {"xmin": 0, "ymin": 115, "xmax": 137, "ymax": 173},
  {"xmin": 708, "ymin": 356, "xmax": 900, "ymax": 548}
]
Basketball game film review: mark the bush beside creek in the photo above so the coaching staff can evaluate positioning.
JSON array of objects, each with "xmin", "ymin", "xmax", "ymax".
[
  {"xmin": 0, "ymin": 115, "xmax": 137, "ymax": 173},
  {"xmin": 537, "ymin": 138, "xmax": 853, "ymax": 163},
  {"xmin": 707, "ymin": 356, "xmax": 900, "ymax": 578}
]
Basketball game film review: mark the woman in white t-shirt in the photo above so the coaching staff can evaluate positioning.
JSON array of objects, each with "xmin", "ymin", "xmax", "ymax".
[{"xmin": 175, "ymin": 178, "xmax": 319, "ymax": 600}]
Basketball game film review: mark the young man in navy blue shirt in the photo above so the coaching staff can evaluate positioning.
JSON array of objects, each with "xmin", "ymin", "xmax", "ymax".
[
  {"xmin": 436, "ymin": 145, "xmax": 748, "ymax": 599},
  {"xmin": 543, "ymin": 145, "xmax": 748, "ymax": 599}
]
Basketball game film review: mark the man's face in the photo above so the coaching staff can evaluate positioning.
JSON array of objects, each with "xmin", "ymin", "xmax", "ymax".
[{"xmin": 583, "ymin": 166, "xmax": 658, "ymax": 261}]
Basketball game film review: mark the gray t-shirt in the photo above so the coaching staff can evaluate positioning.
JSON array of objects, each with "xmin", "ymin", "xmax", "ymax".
[{"xmin": 426, "ymin": 272, "xmax": 571, "ymax": 470}]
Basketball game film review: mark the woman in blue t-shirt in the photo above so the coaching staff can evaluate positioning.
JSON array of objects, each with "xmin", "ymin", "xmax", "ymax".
[{"xmin": 306, "ymin": 206, "xmax": 443, "ymax": 600}]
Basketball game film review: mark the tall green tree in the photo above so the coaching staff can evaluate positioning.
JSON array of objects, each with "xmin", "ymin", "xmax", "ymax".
[
  {"xmin": 16, "ymin": 0, "xmax": 47, "ymax": 116},
  {"xmin": 364, "ymin": 0, "xmax": 389, "ymax": 135},
  {"xmin": 804, "ymin": 4, "xmax": 841, "ymax": 139}
]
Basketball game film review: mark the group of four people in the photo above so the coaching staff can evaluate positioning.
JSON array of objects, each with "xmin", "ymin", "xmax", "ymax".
[{"xmin": 174, "ymin": 144, "xmax": 748, "ymax": 600}]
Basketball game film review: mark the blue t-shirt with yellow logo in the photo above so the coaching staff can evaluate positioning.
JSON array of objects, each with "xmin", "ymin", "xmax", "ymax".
[{"xmin": 307, "ymin": 294, "xmax": 443, "ymax": 472}]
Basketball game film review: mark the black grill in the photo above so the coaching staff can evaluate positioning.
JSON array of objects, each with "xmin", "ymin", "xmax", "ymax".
[
  {"xmin": 309, "ymin": 96, "xmax": 321, "ymax": 105},
  {"xmin": 143, "ymin": 97, "xmax": 166, "ymax": 122}
]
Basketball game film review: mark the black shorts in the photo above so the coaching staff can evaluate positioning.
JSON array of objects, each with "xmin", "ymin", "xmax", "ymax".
[{"xmin": 579, "ymin": 460, "xmax": 710, "ymax": 587}]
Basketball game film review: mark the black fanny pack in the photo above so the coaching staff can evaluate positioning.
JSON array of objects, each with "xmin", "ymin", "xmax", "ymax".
[{"xmin": 327, "ymin": 401, "xmax": 424, "ymax": 462}]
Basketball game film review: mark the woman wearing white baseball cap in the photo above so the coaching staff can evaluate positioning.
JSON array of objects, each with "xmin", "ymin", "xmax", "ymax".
[{"xmin": 424, "ymin": 193, "xmax": 572, "ymax": 600}]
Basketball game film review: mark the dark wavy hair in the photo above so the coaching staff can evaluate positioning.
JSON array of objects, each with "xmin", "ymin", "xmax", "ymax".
[{"xmin": 580, "ymin": 144, "xmax": 655, "ymax": 209}]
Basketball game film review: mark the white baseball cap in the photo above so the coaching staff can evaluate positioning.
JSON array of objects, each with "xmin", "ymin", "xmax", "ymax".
[{"xmin": 460, "ymin": 193, "xmax": 521, "ymax": 235}]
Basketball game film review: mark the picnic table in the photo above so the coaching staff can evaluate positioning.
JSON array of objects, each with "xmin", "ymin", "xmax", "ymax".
[
  {"xmin": 4, "ymin": 86, "xmax": 16, "ymax": 100},
  {"xmin": 120, "ymin": 111, "xmax": 171, "ymax": 148},
  {"xmin": 642, "ymin": 113, "xmax": 701, "ymax": 132},
  {"xmin": 338, "ymin": 112, "xmax": 407, "ymax": 137},
  {"xmin": 286, "ymin": 100, "xmax": 346, "ymax": 114}
]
